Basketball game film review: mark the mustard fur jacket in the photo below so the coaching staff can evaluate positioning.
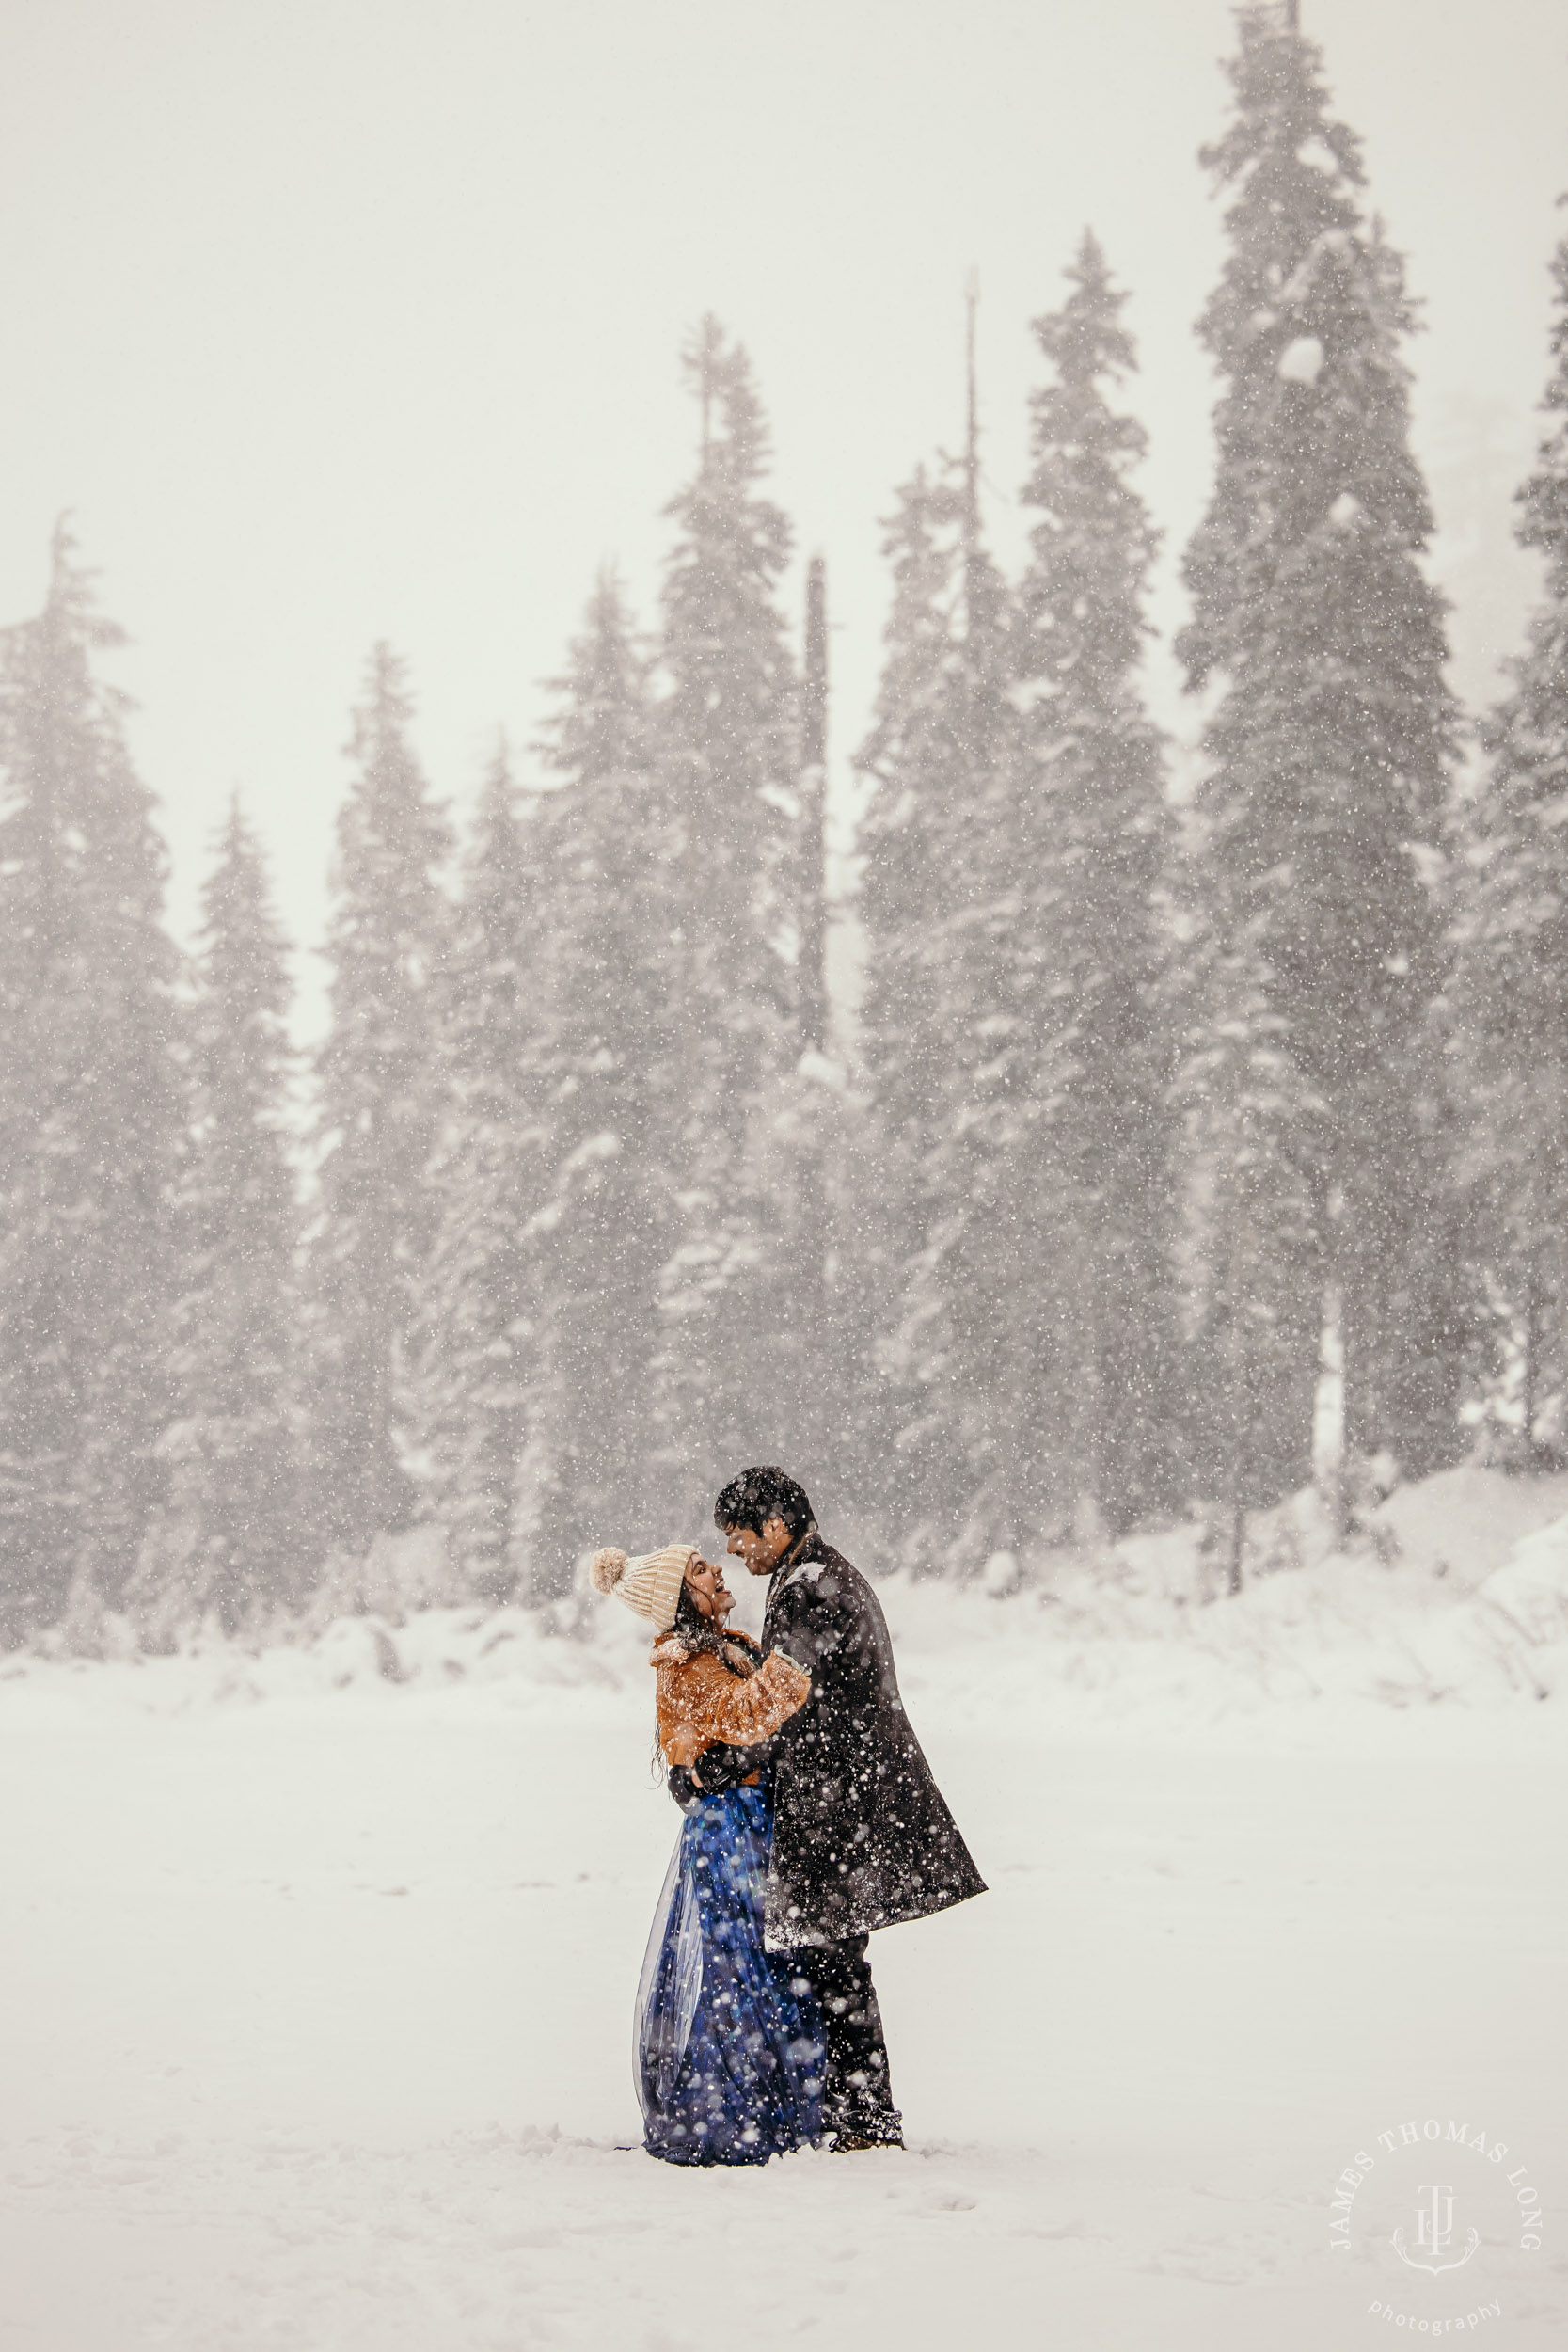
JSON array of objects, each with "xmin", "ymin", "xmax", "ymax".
[{"xmin": 650, "ymin": 1626, "xmax": 810, "ymax": 1768}]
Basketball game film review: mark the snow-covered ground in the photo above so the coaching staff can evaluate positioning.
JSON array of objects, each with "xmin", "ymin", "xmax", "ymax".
[{"xmin": 4, "ymin": 1468, "xmax": 1568, "ymax": 2349}]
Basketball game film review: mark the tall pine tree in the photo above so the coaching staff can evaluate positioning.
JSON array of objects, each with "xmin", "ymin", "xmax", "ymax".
[
  {"xmin": 855, "ymin": 462, "xmax": 968, "ymax": 1254},
  {"xmin": 1180, "ymin": 6, "xmax": 1458, "ymax": 1525},
  {"xmin": 1180, "ymin": 949, "xmax": 1324, "ymax": 1581},
  {"xmin": 517, "ymin": 576, "xmax": 694, "ymax": 1580},
  {"xmin": 403, "ymin": 739, "xmax": 541, "ymax": 1596},
  {"xmin": 653, "ymin": 319, "xmax": 802, "ymax": 1486},
  {"xmin": 1450, "ymin": 214, "xmax": 1568, "ymax": 1453},
  {"xmin": 849, "ymin": 465, "xmax": 971, "ymax": 1547},
  {"xmin": 132, "ymin": 800, "xmax": 300, "ymax": 1637},
  {"xmin": 894, "ymin": 506, "xmax": 1058, "ymax": 1564},
  {"xmin": 303, "ymin": 646, "xmax": 452, "ymax": 1558},
  {"xmin": 858, "ymin": 326, "xmax": 1063, "ymax": 1565},
  {"xmin": 0, "ymin": 527, "xmax": 182, "ymax": 1637},
  {"xmin": 1014, "ymin": 231, "xmax": 1182, "ymax": 1532}
]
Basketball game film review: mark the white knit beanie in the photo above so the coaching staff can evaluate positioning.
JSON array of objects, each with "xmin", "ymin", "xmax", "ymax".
[{"xmin": 588, "ymin": 1542, "xmax": 699, "ymax": 1633}]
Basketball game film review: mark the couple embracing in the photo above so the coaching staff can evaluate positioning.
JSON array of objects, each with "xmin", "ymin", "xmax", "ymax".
[{"xmin": 591, "ymin": 1465, "xmax": 985, "ymax": 2165}]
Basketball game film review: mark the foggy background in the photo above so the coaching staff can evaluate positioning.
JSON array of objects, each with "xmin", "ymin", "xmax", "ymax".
[{"xmin": 2, "ymin": 0, "xmax": 1562, "ymax": 1033}]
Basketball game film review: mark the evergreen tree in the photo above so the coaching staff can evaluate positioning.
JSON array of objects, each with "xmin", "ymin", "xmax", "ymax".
[
  {"xmin": 894, "ymin": 507, "xmax": 1056, "ymax": 1565},
  {"xmin": 1179, "ymin": 947, "xmax": 1323, "ymax": 1583},
  {"xmin": 302, "ymin": 646, "xmax": 452, "ymax": 1557},
  {"xmin": 1450, "ymin": 216, "xmax": 1568, "ymax": 1452},
  {"xmin": 1014, "ymin": 231, "xmax": 1182, "ymax": 1531},
  {"xmin": 847, "ymin": 468, "xmax": 969, "ymax": 1544},
  {"xmin": 131, "ymin": 800, "xmax": 299, "ymax": 1637},
  {"xmin": 856, "ymin": 465, "xmax": 967, "ymax": 1263},
  {"xmin": 0, "ymin": 527, "xmax": 182, "ymax": 1637},
  {"xmin": 405, "ymin": 739, "xmax": 541, "ymax": 1596},
  {"xmin": 1180, "ymin": 6, "xmax": 1458, "ymax": 1521},
  {"xmin": 858, "ymin": 411, "xmax": 1065, "ymax": 1565},
  {"xmin": 518, "ymin": 576, "xmax": 693, "ymax": 1581},
  {"xmin": 653, "ymin": 318, "xmax": 802, "ymax": 1480}
]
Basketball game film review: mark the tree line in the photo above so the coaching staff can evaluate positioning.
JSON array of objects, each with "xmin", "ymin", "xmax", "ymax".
[{"xmin": 3, "ymin": 8, "xmax": 1565, "ymax": 1640}]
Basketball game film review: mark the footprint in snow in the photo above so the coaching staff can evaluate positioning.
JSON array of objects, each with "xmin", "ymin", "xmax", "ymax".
[{"xmin": 1145, "ymin": 2244, "xmax": 1251, "ymax": 2285}]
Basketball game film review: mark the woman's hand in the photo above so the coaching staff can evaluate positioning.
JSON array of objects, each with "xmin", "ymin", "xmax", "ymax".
[{"xmin": 666, "ymin": 1725, "xmax": 707, "ymax": 1770}]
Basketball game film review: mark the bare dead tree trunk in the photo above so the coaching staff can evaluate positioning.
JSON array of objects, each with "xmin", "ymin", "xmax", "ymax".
[
  {"xmin": 798, "ymin": 555, "xmax": 829, "ymax": 1059},
  {"xmin": 792, "ymin": 556, "xmax": 835, "ymax": 1466},
  {"xmin": 1521, "ymin": 1264, "xmax": 1540, "ymax": 1454},
  {"xmin": 1313, "ymin": 1276, "xmax": 1349, "ymax": 1550},
  {"xmin": 962, "ymin": 269, "xmax": 984, "ymax": 636}
]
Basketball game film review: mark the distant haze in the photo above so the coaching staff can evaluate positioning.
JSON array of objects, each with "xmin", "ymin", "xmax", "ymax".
[{"xmin": 3, "ymin": 0, "xmax": 1563, "ymax": 1033}]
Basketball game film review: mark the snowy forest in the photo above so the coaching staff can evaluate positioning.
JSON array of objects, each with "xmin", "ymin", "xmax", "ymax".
[{"xmin": 4, "ymin": 5, "xmax": 1567, "ymax": 1650}]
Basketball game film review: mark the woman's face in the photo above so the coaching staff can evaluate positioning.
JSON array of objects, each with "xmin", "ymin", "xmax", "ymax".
[{"xmin": 685, "ymin": 1556, "xmax": 734, "ymax": 1621}]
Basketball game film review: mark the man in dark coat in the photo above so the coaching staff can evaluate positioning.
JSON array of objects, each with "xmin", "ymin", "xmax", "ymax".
[{"xmin": 673, "ymin": 1466, "xmax": 985, "ymax": 2152}]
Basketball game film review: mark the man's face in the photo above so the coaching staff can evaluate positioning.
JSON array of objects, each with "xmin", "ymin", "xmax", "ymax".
[{"xmin": 724, "ymin": 1516, "xmax": 793, "ymax": 1577}]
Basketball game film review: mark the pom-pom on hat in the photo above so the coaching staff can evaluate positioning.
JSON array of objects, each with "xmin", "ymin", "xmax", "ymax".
[{"xmin": 588, "ymin": 1542, "xmax": 699, "ymax": 1633}]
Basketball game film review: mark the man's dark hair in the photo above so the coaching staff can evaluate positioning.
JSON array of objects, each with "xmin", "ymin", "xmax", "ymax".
[{"xmin": 713, "ymin": 1466, "xmax": 815, "ymax": 1540}]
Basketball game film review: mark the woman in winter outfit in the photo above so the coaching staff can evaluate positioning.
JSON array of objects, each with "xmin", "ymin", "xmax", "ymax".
[{"xmin": 590, "ymin": 1540, "xmax": 824, "ymax": 2166}]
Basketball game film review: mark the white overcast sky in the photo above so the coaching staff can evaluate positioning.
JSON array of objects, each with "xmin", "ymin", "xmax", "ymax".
[{"xmin": 3, "ymin": 0, "xmax": 1565, "ymax": 1032}]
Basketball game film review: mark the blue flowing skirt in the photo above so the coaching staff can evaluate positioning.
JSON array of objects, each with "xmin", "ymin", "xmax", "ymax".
[{"xmin": 636, "ymin": 1782, "xmax": 824, "ymax": 2166}]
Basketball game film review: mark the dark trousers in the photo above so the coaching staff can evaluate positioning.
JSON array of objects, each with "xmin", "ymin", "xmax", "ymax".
[{"xmin": 795, "ymin": 1935, "xmax": 902, "ymax": 2145}]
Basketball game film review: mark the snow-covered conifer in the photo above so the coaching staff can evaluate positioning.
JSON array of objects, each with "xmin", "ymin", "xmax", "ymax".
[
  {"xmin": 1180, "ymin": 950, "xmax": 1323, "ymax": 1582},
  {"xmin": 302, "ymin": 646, "xmax": 453, "ymax": 1556},
  {"xmin": 132, "ymin": 800, "xmax": 300, "ymax": 1637},
  {"xmin": 857, "ymin": 467, "xmax": 968, "ymax": 1217},
  {"xmin": 653, "ymin": 320, "xmax": 801, "ymax": 1478},
  {"xmin": 859, "ymin": 421, "xmax": 1055, "ymax": 1563},
  {"xmin": 1014, "ymin": 232, "xmax": 1182, "ymax": 1530},
  {"xmin": 1451, "ymin": 218, "xmax": 1568, "ymax": 1451},
  {"xmin": 1180, "ymin": 7, "xmax": 1458, "ymax": 1518},
  {"xmin": 0, "ymin": 527, "xmax": 182, "ymax": 1635},
  {"xmin": 404, "ymin": 739, "xmax": 541, "ymax": 1596},
  {"xmin": 845, "ymin": 470, "xmax": 970, "ymax": 1536},
  {"xmin": 515, "ymin": 577, "xmax": 696, "ymax": 1581}
]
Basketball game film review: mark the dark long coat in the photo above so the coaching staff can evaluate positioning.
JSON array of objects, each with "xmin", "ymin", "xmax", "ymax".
[{"xmin": 756, "ymin": 1530, "xmax": 986, "ymax": 1950}]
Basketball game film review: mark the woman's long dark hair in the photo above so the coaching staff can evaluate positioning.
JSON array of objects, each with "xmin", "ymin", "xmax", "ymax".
[{"xmin": 671, "ymin": 1580, "xmax": 754, "ymax": 1667}]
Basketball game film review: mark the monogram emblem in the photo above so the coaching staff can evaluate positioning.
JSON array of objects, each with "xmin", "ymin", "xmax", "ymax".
[{"xmin": 1392, "ymin": 2185, "xmax": 1480, "ymax": 2276}]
